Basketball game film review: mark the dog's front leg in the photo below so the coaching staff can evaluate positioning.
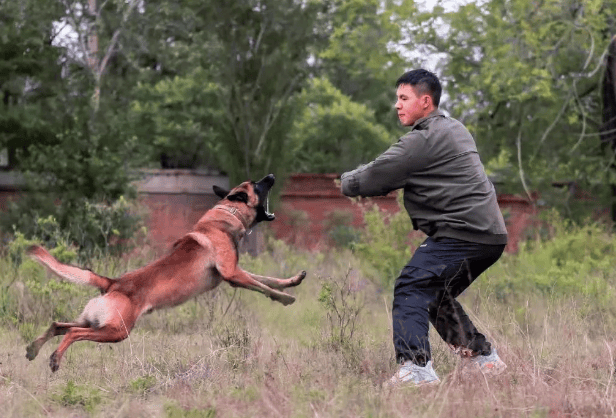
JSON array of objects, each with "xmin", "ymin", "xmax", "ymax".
[
  {"xmin": 246, "ymin": 270, "xmax": 306, "ymax": 290},
  {"xmin": 223, "ymin": 269, "xmax": 297, "ymax": 306}
]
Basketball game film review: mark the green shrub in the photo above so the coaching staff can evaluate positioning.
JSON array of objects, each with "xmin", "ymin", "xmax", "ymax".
[
  {"xmin": 352, "ymin": 194, "xmax": 420, "ymax": 289},
  {"xmin": 323, "ymin": 210, "xmax": 361, "ymax": 248},
  {"xmin": 0, "ymin": 228, "xmax": 92, "ymax": 328},
  {"xmin": 480, "ymin": 210, "xmax": 616, "ymax": 309},
  {"xmin": 1, "ymin": 195, "xmax": 146, "ymax": 260},
  {"xmin": 130, "ymin": 374, "xmax": 157, "ymax": 395},
  {"xmin": 52, "ymin": 380, "xmax": 103, "ymax": 413}
]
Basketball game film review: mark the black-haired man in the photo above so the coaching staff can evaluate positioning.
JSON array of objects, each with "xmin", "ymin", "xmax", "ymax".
[{"xmin": 341, "ymin": 69, "xmax": 508, "ymax": 386}]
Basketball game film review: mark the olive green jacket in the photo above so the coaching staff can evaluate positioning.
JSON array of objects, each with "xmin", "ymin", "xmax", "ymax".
[{"xmin": 340, "ymin": 109, "xmax": 508, "ymax": 245}]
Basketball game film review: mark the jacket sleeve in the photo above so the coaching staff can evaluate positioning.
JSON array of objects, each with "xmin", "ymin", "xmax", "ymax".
[{"xmin": 340, "ymin": 132, "xmax": 427, "ymax": 197}]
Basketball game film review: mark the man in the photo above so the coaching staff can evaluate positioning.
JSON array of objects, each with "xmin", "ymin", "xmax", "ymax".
[{"xmin": 340, "ymin": 69, "xmax": 508, "ymax": 386}]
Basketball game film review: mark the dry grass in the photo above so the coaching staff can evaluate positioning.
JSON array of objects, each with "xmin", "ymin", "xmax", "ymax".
[{"xmin": 0, "ymin": 243, "xmax": 614, "ymax": 418}]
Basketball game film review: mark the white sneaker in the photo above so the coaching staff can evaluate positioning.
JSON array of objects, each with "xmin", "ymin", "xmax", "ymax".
[
  {"xmin": 387, "ymin": 360, "xmax": 440, "ymax": 387},
  {"xmin": 461, "ymin": 348, "xmax": 507, "ymax": 378}
]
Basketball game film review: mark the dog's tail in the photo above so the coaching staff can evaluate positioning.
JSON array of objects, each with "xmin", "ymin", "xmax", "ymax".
[{"xmin": 27, "ymin": 245, "xmax": 114, "ymax": 293}]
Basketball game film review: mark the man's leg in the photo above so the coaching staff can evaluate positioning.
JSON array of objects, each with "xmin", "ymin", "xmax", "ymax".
[
  {"xmin": 429, "ymin": 289, "xmax": 491, "ymax": 355},
  {"xmin": 389, "ymin": 264, "xmax": 442, "ymax": 386},
  {"xmin": 392, "ymin": 266, "xmax": 438, "ymax": 366},
  {"xmin": 389, "ymin": 238, "xmax": 506, "ymax": 385},
  {"xmin": 428, "ymin": 240, "xmax": 505, "ymax": 354}
]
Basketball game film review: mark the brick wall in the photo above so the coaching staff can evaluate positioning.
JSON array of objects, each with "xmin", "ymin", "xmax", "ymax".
[
  {"xmin": 0, "ymin": 171, "xmax": 536, "ymax": 253},
  {"xmin": 269, "ymin": 173, "xmax": 537, "ymax": 253}
]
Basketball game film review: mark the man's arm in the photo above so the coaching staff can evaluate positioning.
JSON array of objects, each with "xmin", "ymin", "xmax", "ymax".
[{"xmin": 340, "ymin": 133, "xmax": 426, "ymax": 197}]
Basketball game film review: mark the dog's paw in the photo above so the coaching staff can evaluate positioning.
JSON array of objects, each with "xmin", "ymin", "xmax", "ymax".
[
  {"xmin": 272, "ymin": 292, "xmax": 296, "ymax": 306},
  {"xmin": 49, "ymin": 352, "xmax": 60, "ymax": 372},
  {"xmin": 25, "ymin": 343, "xmax": 38, "ymax": 361},
  {"xmin": 287, "ymin": 271, "xmax": 307, "ymax": 288}
]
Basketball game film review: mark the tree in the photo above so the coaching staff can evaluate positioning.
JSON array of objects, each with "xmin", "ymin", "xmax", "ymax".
[
  {"xmin": 122, "ymin": 0, "xmax": 330, "ymax": 184},
  {"xmin": 203, "ymin": 0, "xmax": 327, "ymax": 184},
  {"xmin": 0, "ymin": 0, "xmax": 146, "ymax": 254},
  {"xmin": 0, "ymin": 0, "xmax": 65, "ymax": 167},
  {"xmin": 129, "ymin": 68, "xmax": 224, "ymax": 169},
  {"xmin": 601, "ymin": 35, "xmax": 616, "ymax": 221},
  {"xmin": 410, "ymin": 0, "xmax": 616, "ymax": 217},
  {"xmin": 289, "ymin": 77, "xmax": 391, "ymax": 173},
  {"xmin": 316, "ymin": 0, "xmax": 418, "ymax": 132}
]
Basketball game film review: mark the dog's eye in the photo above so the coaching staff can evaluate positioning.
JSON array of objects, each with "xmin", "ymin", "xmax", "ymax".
[{"xmin": 227, "ymin": 192, "xmax": 249, "ymax": 203}]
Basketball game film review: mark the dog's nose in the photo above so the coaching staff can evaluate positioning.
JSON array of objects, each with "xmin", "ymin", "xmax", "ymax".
[{"xmin": 259, "ymin": 174, "xmax": 275, "ymax": 186}]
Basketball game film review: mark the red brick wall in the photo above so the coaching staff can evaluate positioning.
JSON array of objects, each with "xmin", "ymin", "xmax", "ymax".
[
  {"xmin": 138, "ymin": 193, "xmax": 221, "ymax": 250},
  {"xmin": 0, "ymin": 171, "xmax": 536, "ymax": 253},
  {"xmin": 269, "ymin": 173, "xmax": 537, "ymax": 253}
]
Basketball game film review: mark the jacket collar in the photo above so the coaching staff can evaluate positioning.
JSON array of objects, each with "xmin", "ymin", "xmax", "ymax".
[{"xmin": 410, "ymin": 109, "xmax": 446, "ymax": 130}]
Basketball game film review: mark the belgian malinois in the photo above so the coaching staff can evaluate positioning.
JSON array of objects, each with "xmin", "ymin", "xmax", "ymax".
[{"xmin": 25, "ymin": 174, "xmax": 306, "ymax": 372}]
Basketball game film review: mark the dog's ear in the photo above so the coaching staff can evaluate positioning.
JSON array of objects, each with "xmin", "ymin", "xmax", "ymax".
[
  {"xmin": 213, "ymin": 185, "xmax": 229, "ymax": 199},
  {"xmin": 227, "ymin": 191, "xmax": 249, "ymax": 204}
]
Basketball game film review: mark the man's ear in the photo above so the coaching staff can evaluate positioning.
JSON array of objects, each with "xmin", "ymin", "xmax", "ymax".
[{"xmin": 213, "ymin": 185, "xmax": 229, "ymax": 199}]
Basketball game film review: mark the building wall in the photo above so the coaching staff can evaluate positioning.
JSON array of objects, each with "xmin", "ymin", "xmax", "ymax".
[
  {"xmin": 0, "ymin": 171, "xmax": 536, "ymax": 253},
  {"xmin": 269, "ymin": 173, "xmax": 537, "ymax": 253},
  {"xmin": 133, "ymin": 170, "xmax": 228, "ymax": 251}
]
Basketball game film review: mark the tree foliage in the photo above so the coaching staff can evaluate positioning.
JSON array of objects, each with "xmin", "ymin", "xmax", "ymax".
[
  {"xmin": 289, "ymin": 77, "xmax": 391, "ymax": 173},
  {"xmin": 5, "ymin": 0, "xmax": 616, "ymax": 251},
  {"xmin": 412, "ymin": 0, "xmax": 616, "ymax": 215},
  {"xmin": 0, "ymin": 0, "xmax": 144, "ymax": 253},
  {"xmin": 0, "ymin": 0, "xmax": 65, "ymax": 167}
]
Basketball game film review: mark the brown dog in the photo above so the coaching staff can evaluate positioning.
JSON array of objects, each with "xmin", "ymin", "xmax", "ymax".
[{"xmin": 25, "ymin": 174, "xmax": 306, "ymax": 372}]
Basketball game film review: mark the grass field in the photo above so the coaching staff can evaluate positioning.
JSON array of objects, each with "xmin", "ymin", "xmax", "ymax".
[{"xmin": 0, "ymin": 222, "xmax": 615, "ymax": 417}]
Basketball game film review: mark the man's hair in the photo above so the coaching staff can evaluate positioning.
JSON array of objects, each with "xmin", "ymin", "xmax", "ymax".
[{"xmin": 396, "ymin": 69, "xmax": 442, "ymax": 107}]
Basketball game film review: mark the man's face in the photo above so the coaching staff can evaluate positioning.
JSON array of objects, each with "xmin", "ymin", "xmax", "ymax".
[{"xmin": 395, "ymin": 84, "xmax": 432, "ymax": 126}]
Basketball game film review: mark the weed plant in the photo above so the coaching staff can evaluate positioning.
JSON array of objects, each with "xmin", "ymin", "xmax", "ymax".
[{"xmin": 0, "ymin": 210, "xmax": 614, "ymax": 416}]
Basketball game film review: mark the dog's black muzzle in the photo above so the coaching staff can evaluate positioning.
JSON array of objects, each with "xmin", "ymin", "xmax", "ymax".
[{"xmin": 254, "ymin": 174, "xmax": 276, "ymax": 222}]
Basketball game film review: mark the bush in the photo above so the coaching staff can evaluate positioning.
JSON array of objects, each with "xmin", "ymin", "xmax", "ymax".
[
  {"xmin": 352, "ymin": 194, "xmax": 421, "ymax": 289},
  {"xmin": 480, "ymin": 210, "xmax": 616, "ymax": 311},
  {"xmin": 1, "ymin": 195, "xmax": 146, "ymax": 261},
  {"xmin": 318, "ymin": 270, "xmax": 363, "ymax": 348},
  {"xmin": 323, "ymin": 210, "xmax": 361, "ymax": 248},
  {"xmin": 52, "ymin": 380, "xmax": 103, "ymax": 413}
]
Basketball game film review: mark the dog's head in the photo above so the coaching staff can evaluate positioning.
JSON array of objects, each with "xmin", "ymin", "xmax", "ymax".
[{"xmin": 213, "ymin": 174, "xmax": 276, "ymax": 225}]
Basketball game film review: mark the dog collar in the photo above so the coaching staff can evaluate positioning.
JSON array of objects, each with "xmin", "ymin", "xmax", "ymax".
[{"xmin": 212, "ymin": 205, "xmax": 251, "ymax": 230}]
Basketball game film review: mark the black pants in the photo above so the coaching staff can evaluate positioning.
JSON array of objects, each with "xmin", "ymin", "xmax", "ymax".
[{"xmin": 392, "ymin": 236, "xmax": 505, "ymax": 366}]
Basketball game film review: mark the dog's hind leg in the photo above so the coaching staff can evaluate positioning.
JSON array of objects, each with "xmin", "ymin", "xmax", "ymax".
[
  {"xmin": 247, "ymin": 270, "xmax": 306, "ymax": 290},
  {"xmin": 26, "ymin": 321, "xmax": 85, "ymax": 361},
  {"xmin": 49, "ymin": 323, "xmax": 130, "ymax": 372}
]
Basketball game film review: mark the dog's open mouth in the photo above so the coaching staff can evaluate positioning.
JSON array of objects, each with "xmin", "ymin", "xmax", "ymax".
[
  {"xmin": 257, "ymin": 195, "xmax": 275, "ymax": 222},
  {"xmin": 255, "ymin": 174, "xmax": 276, "ymax": 222}
]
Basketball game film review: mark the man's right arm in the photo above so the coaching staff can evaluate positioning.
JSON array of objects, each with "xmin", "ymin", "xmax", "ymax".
[{"xmin": 340, "ymin": 132, "xmax": 426, "ymax": 197}]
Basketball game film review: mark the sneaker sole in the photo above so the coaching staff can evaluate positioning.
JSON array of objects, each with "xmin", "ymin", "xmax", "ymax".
[
  {"xmin": 460, "ymin": 361, "xmax": 507, "ymax": 379},
  {"xmin": 384, "ymin": 378, "xmax": 441, "ymax": 389}
]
